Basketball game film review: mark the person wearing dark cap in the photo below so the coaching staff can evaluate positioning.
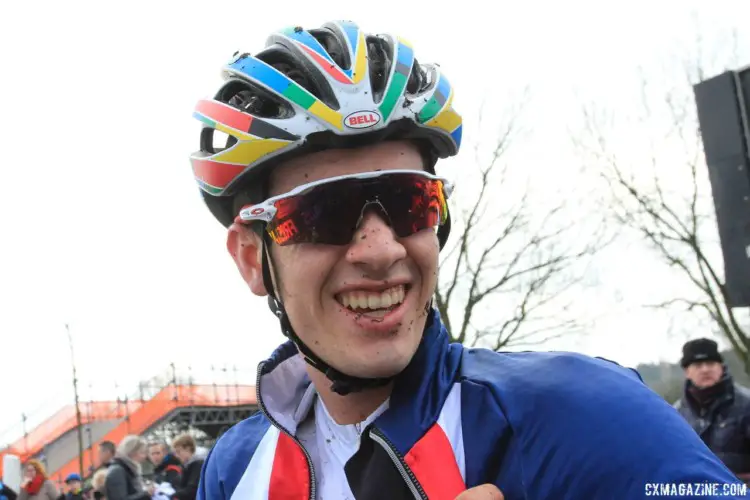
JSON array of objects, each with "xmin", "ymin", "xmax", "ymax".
[
  {"xmin": 674, "ymin": 338, "xmax": 750, "ymax": 482},
  {"xmin": 55, "ymin": 474, "xmax": 83, "ymax": 500}
]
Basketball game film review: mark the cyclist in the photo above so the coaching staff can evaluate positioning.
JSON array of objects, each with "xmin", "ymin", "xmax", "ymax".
[{"xmin": 191, "ymin": 20, "xmax": 743, "ymax": 499}]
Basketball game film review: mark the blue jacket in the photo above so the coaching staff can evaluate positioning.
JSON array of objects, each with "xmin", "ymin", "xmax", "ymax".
[{"xmin": 198, "ymin": 309, "xmax": 746, "ymax": 499}]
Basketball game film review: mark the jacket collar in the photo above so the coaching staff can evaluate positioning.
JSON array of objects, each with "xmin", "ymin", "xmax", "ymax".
[
  {"xmin": 684, "ymin": 368, "xmax": 735, "ymax": 412},
  {"xmin": 256, "ymin": 308, "xmax": 463, "ymax": 448}
]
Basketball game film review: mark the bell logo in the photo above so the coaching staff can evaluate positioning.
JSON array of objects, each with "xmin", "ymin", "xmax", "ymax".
[{"xmin": 344, "ymin": 110, "xmax": 381, "ymax": 129}]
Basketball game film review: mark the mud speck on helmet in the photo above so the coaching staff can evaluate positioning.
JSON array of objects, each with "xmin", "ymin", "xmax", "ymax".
[{"xmin": 294, "ymin": 26, "xmax": 303, "ymax": 33}]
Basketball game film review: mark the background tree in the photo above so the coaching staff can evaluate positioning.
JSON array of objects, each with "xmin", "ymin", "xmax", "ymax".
[
  {"xmin": 435, "ymin": 92, "xmax": 608, "ymax": 350},
  {"xmin": 574, "ymin": 39, "xmax": 750, "ymax": 373}
]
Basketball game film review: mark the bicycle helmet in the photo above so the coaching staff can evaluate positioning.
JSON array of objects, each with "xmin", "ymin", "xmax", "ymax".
[{"xmin": 189, "ymin": 20, "xmax": 463, "ymax": 394}]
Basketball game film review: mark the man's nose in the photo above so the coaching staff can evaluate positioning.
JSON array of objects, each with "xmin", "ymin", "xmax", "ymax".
[{"xmin": 346, "ymin": 210, "xmax": 407, "ymax": 276}]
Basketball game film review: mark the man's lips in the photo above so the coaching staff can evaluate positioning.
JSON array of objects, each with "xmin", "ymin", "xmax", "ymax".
[{"xmin": 334, "ymin": 284, "xmax": 414, "ymax": 332}]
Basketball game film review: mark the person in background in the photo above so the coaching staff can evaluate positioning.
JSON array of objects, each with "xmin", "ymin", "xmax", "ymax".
[
  {"xmin": 96, "ymin": 442, "xmax": 116, "ymax": 472},
  {"xmin": 147, "ymin": 439, "xmax": 181, "ymax": 489},
  {"xmin": 674, "ymin": 338, "xmax": 750, "ymax": 482},
  {"xmin": 55, "ymin": 474, "xmax": 83, "ymax": 500},
  {"xmin": 0, "ymin": 479, "xmax": 18, "ymax": 500},
  {"xmin": 17, "ymin": 460, "xmax": 57, "ymax": 500},
  {"xmin": 89, "ymin": 470, "xmax": 107, "ymax": 500},
  {"xmin": 170, "ymin": 435, "xmax": 203, "ymax": 500},
  {"xmin": 104, "ymin": 436, "xmax": 154, "ymax": 500}
]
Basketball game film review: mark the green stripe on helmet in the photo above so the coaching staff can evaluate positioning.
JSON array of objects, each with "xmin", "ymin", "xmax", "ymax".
[
  {"xmin": 282, "ymin": 83, "xmax": 316, "ymax": 109},
  {"xmin": 379, "ymin": 72, "xmax": 408, "ymax": 122}
]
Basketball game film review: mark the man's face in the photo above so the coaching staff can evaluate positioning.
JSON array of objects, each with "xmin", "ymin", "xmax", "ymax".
[
  {"xmin": 231, "ymin": 141, "xmax": 440, "ymax": 379},
  {"xmin": 97, "ymin": 446, "xmax": 113, "ymax": 465},
  {"xmin": 173, "ymin": 446, "xmax": 191, "ymax": 464},
  {"xmin": 685, "ymin": 360, "xmax": 723, "ymax": 388},
  {"xmin": 148, "ymin": 444, "xmax": 165, "ymax": 465}
]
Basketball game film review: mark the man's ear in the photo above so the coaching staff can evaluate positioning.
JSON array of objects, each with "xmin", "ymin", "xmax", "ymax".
[{"xmin": 227, "ymin": 223, "xmax": 267, "ymax": 296}]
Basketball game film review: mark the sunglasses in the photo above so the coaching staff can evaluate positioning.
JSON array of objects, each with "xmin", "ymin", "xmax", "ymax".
[{"xmin": 237, "ymin": 170, "xmax": 453, "ymax": 246}]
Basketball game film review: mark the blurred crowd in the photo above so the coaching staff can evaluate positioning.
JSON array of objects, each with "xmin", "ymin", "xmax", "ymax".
[{"xmin": 0, "ymin": 433, "xmax": 204, "ymax": 500}]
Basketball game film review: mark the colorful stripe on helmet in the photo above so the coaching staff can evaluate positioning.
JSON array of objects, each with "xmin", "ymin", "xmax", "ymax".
[
  {"xmin": 192, "ymin": 159, "xmax": 247, "ymax": 194},
  {"xmin": 337, "ymin": 21, "xmax": 362, "ymax": 80},
  {"xmin": 379, "ymin": 37, "xmax": 415, "ymax": 123},
  {"xmin": 450, "ymin": 124, "xmax": 463, "ymax": 148},
  {"xmin": 424, "ymin": 94, "xmax": 461, "ymax": 133},
  {"xmin": 191, "ymin": 137, "xmax": 291, "ymax": 193},
  {"xmin": 193, "ymin": 99, "xmax": 299, "ymax": 141},
  {"xmin": 418, "ymin": 73, "xmax": 452, "ymax": 123},
  {"xmin": 280, "ymin": 28, "xmax": 352, "ymax": 85},
  {"xmin": 281, "ymin": 27, "xmax": 335, "ymax": 65},
  {"xmin": 226, "ymin": 55, "xmax": 343, "ymax": 130},
  {"xmin": 425, "ymin": 102, "xmax": 463, "ymax": 150},
  {"xmin": 351, "ymin": 31, "xmax": 367, "ymax": 84}
]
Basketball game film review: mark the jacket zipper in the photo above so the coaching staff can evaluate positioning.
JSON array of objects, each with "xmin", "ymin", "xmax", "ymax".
[
  {"xmin": 255, "ymin": 363, "xmax": 317, "ymax": 500},
  {"xmin": 369, "ymin": 428, "xmax": 427, "ymax": 500}
]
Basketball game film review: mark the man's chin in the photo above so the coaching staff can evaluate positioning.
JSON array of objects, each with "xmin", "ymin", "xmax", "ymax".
[{"xmin": 337, "ymin": 355, "xmax": 412, "ymax": 380}]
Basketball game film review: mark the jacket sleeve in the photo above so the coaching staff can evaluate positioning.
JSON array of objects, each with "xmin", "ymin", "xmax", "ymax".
[
  {"xmin": 104, "ymin": 467, "xmax": 150, "ymax": 500},
  {"xmin": 464, "ymin": 350, "xmax": 749, "ymax": 499},
  {"xmin": 46, "ymin": 481, "xmax": 59, "ymax": 500},
  {"xmin": 526, "ymin": 356, "xmax": 745, "ymax": 498},
  {"xmin": 197, "ymin": 446, "xmax": 220, "ymax": 500},
  {"xmin": 172, "ymin": 460, "xmax": 203, "ymax": 500}
]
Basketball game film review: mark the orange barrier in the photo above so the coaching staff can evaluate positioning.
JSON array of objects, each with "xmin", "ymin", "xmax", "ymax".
[
  {"xmin": 0, "ymin": 400, "xmax": 143, "ymax": 476},
  {"xmin": 49, "ymin": 384, "xmax": 256, "ymax": 482}
]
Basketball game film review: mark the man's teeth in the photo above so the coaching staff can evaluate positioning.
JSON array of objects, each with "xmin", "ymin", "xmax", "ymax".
[{"xmin": 338, "ymin": 285, "xmax": 406, "ymax": 310}]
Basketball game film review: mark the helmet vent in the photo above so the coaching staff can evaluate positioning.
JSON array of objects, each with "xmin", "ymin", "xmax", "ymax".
[
  {"xmin": 217, "ymin": 79, "xmax": 292, "ymax": 119},
  {"xmin": 367, "ymin": 36, "xmax": 392, "ymax": 102},
  {"xmin": 406, "ymin": 59, "xmax": 427, "ymax": 94},
  {"xmin": 309, "ymin": 28, "xmax": 350, "ymax": 70}
]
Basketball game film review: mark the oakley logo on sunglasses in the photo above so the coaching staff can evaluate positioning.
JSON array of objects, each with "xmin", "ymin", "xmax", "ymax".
[{"xmin": 344, "ymin": 110, "xmax": 381, "ymax": 129}]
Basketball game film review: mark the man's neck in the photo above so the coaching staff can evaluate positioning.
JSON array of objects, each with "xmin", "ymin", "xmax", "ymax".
[{"xmin": 307, "ymin": 368, "xmax": 393, "ymax": 425}]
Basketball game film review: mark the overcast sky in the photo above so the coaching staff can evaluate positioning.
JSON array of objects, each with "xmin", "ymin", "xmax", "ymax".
[{"xmin": 1, "ymin": 0, "xmax": 749, "ymax": 442}]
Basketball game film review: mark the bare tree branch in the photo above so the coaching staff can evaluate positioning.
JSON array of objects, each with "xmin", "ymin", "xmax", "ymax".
[
  {"xmin": 574, "ymin": 54, "xmax": 750, "ymax": 372},
  {"xmin": 438, "ymin": 91, "xmax": 603, "ymax": 351}
]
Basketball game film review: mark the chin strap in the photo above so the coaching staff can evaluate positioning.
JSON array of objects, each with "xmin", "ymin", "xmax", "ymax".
[
  {"xmin": 258, "ymin": 209, "xmax": 450, "ymax": 396},
  {"xmin": 261, "ymin": 238, "xmax": 393, "ymax": 395}
]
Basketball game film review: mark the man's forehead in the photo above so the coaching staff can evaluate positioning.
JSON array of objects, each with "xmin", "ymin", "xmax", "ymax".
[{"xmin": 268, "ymin": 140, "xmax": 424, "ymax": 196}]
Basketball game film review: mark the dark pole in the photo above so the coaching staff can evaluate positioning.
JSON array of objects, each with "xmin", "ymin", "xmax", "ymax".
[
  {"xmin": 87, "ymin": 392, "xmax": 94, "ymax": 474},
  {"xmin": 65, "ymin": 323, "xmax": 85, "ymax": 478},
  {"xmin": 21, "ymin": 413, "xmax": 28, "ymax": 454}
]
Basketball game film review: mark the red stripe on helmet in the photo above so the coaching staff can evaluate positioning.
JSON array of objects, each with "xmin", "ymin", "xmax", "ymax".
[
  {"xmin": 195, "ymin": 99, "xmax": 253, "ymax": 133},
  {"xmin": 298, "ymin": 44, "xmax": 352, "ymax": 84},
  {"xmin": 191, "ymin": 158, "xmax": 248, "ymax": 190}
]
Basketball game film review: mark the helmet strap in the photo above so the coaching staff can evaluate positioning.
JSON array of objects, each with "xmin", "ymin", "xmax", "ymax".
[{"xmin": 260, "ymin": 233, "xmax": 393, "ymax": 395}]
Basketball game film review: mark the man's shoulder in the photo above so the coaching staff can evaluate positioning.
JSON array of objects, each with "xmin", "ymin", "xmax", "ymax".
[
  {"xmin": 208, "ymin": 411, "xmax": 272, "ymax": 465},
  {"xmin": 735, "ymin": 383, "xmax": 750, "ymax": 399},
  {"xmin": 199, "ymin": 411, "xmax": 273, "ymax": 499},
  {"xmin": 732, "ymin": 383, "xmax": 750, "ymax": 414},
  {"xmin": 460, "ymin": 347, "xmax": 644, "ymax": 396},
  {"xmin": 457, "ymin": 348, "xmax": 741, "ymax": 495}
]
